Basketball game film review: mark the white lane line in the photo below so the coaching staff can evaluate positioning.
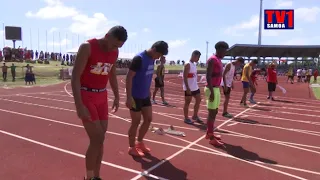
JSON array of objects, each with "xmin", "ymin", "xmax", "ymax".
[{"xmin": 130, "ymin": 104, "xmax": 258, "ymax": 180}]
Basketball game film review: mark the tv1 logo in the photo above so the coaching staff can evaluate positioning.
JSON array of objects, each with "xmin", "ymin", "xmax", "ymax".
[{"xmin": 264, "ymin": 9, "xmax": 294, "ymax": 30}]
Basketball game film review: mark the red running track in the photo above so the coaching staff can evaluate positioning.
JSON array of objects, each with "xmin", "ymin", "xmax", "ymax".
[{"xmin": 0, "ymin": 75, "xmax": 319, "ymax": 180}]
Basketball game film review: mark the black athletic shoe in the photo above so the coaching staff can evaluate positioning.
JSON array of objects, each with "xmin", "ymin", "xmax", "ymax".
[{"xmin": 85, "ymin": 177, "xmax": 102, "ymax": 180}]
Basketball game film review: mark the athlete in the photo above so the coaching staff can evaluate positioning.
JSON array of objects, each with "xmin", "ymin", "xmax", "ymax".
[
  {"xmin": 220, "ymin": 57, "xmax": 244, "ymax": 118},
  {"xmin": 314, "ymin": 69, "xmax": 318, "ymax": 82},
  {"xmin": 287, "ymin": 66, "xmax": 294, "ymax": 84},
  {"xmin": 183, "ymin": 50, "xmax": 203, "ymax": 124},
  {"xmin": 152, "ymin": 56, "xmax": 168, "ymax": 105},
  {"xmin": 205, "ymin": 41, "xmax": 229, "ymax": 146},
  {"xmin": 240, "ymin": 59, "xmax": 258, "ymax": 107},
  {"xmin": 71, "ymin": 26, "xmax": 127, "ymax": 180},
  {"xmin": 267, "ymin": 62, "xmax": 277, "ymax": 100},
  {"xmin": 126, "ymin": 41, "xmax": 169, "ymax": 157},
  {"xmin": 249, "ymin": 68, "xmax": 264, "ymax": 104}
]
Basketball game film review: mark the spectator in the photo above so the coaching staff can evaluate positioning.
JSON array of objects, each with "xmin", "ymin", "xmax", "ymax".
[
  {"xmin": 24, "ymin": 64, "xmax": 36, "ymax": 85},
  {"xmin": 2, "ymin": 63, "xmax": 8, "ymax": 81},
  {"xmin": 11, "ymin": 63, "xmax": 17, "ymax": 82}
]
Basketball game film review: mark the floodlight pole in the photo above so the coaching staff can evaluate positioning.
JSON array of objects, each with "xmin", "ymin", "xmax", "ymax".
[
  {"xmin": 258, "ymin": 0, "xmax": 263, "ymax": 45},
  {"xmin": 12, "ymin": 40, "xmax": 16, "ymax": 49}
]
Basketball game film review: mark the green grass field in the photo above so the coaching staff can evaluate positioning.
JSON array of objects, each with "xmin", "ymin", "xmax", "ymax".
[
  {"xmin": 310, "ymin": 77, "xmax": 320, "ymax": 99},
  {"xmin": 0, "ymin": 61, "xmax": 203, "ymax": 88},
  {"xmin": 0, "ymin": 61, "xmax": 64, "ymax": 87}
]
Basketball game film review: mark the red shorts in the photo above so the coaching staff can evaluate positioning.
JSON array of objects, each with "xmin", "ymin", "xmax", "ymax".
[{"xmin": 81, "ymin": 90, "xmax": 108, "ymax": 122}]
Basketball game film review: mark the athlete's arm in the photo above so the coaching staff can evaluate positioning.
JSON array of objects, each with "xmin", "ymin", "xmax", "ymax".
[
  {"xmin": 183, "ymin": 63, "xmax": 191, "ymax": 90},
  {"xmin": 223, "ymin": 63, "xmax": 231, "ymax": 87},
  {"xmin": 126, "ymin": 56, "xmax": 142, "ymax": 99},
  {"xmin": 109, "ymin": 53, "xmax": 119, "ymax": 100},
  {"xmin": 206, "ymin": 58, "xmax": 214, "ymax": 94},
  {"xmin": 71, "ymin": 42, "xmax": 90, "ymax": 109}
]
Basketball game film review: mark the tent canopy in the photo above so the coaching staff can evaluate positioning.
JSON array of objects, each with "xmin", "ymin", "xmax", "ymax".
[{"xmin": 226, "ymin": 44, "xmax": 320, "ymax": 58}]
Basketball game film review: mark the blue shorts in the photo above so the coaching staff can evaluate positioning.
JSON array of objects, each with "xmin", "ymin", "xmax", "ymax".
[{"xmin": 242, "ymin": 81, "xmax": 249, "ymax": 88}]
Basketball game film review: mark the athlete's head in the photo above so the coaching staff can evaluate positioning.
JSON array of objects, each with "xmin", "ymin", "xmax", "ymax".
[
  {"xmin": 270, "ymin": 63, "xmax": 276, "ymax": 69},
  {"xmin": 215, "ymin": 41, "xmax": 229, "ymax": 58},
  {"xmin": 234, "ymin": 57, "xmax": 245, "ymax": 66},
  {"xmin": 104, "ymin": 25, "xmax": 128, "ymax": 51},
  {"xmin": 149, "ymin": 41, "xmax": 169, "ymax": 60},
  {"xmin": 159, "ymin": 56, "xmax": 166, "ymax": 64},
  {"xmin": 190, "ymin": 50, "xmax": 201, "ymax": 63},
  {"xmin": 250, "ymin": 59, "xmax": 259, "ymax": 67}
]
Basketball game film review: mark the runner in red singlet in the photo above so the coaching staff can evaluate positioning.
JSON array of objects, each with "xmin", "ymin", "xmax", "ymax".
[{"xmin": 71, "ymin": 26, "xmax": 127, "ymax": 180}]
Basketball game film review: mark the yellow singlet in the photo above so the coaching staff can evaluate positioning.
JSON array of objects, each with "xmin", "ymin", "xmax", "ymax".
[{"xmin": 241, "ymin": 63, "xmax": 252, "ymax": 82}]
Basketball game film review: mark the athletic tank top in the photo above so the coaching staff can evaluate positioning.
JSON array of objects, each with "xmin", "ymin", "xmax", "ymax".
[
  {"xmin": 80, "ymin": 38, "xmax": 118, "ymax": 89},
  {"xmin": 220, "ymin": 62, "xmax": 235, "ymax": 87},
  {"xmin": 206, "ymin": 55, "xmax": 223, "ymax": 87},
  {"xmin": 159, "ymin": 65, "xmax": 165, "ymax": 78},
  {"xmin": 132, "ymin": 51, "xmax": 155, "ymax": 99},
  {"xmin": 241, "ymin": 63, "xmax": 252, "ymax": 82},
  {"xmin": 183, "ymin": 61, "xmax": 199, "ymax": 91}
]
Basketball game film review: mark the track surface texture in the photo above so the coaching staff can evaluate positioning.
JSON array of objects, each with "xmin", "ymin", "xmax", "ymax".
[{"xmin": 0, "ymin": 75, "xmax": 319, "ymax": 180}]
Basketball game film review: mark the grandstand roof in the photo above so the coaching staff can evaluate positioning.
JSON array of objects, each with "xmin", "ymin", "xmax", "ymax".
[{"xmin": 226, "ymin": 44, "xmax": 320, "ymax": 58}]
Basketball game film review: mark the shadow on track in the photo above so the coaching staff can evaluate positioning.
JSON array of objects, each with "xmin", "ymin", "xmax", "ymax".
[
  {"xmin": 132, "ymin": 154, "xmax": 187, "ymax": 180},
  {"xmin": 251, "ymin": 106, "xmax": 271, "ymax": 112},
  {"xmin": 273, "ymin": 99, "xmax": 295, "ymax": 104},
  {"xmin": 233, "ymin": 117, "xmax": 271, "ymax": 126},
  {"xmin": 218, "ymin": 143, "xmax": 277, "ymax": 165}
]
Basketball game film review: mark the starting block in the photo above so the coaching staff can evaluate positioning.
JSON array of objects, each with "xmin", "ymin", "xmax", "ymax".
[
  {"xmin": 178, "ymin": 72, "xmax": 183, "ymax": 77},
  {"xmin": 150, "ymin": 125, "xmax": 186, "ymax": 137}
]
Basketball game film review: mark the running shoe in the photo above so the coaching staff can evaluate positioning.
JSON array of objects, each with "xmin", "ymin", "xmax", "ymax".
[
  {"xmin": 241, "ymin": 103, "xmax": 249, "ymax": 108},
  {"xmin": 209, "ymin": 138, "xmax": 224, "ymax": 147},
  {"xmin": 136, "ymin": 142, "xmax": 151, "ymax": 153},
  {"xmin": 205, "ymin": 133, "xmax": 221, "ymax": 141},
  {"xmin": 128, "ymin": 147, "xmax": 144, "ymax": 157},
  {"xmin": 84, "ymin": 177, "xmax": 102, "ymax": 180},
  {"xmin": 192, "ymin": 116, "xmax": 204, "ymax": 124},
  {"xmin": 184, "ymin": 118, "xmax": 194, "ymax": 124},
  {"xmin": 249, "ymin": 99, "xmax": 257, "ymax": 104},
  {"xmin": 162, "ymin": 101, "xmax": 168, "ymax": 105},
  {"xmin": 222, "ymin": 112, "xmax": 233, "ymax": 118}
]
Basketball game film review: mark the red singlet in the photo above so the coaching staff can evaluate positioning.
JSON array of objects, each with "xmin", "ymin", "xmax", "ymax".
[
  {"xmin": 80, "ymin": 38, "xmax": 118, "ymax": 89},
  {"xmin": 80, "ymin": 38, "xmax": 118, "ymax": 121}
]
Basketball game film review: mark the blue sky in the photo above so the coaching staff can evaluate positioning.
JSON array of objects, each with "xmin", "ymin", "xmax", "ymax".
[{"xmin": 0, "ymin": 0, "xmax": 319, "ymax": 62}]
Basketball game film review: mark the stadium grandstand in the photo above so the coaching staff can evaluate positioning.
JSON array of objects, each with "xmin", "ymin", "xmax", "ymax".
[{"xmin": 224, "ymin": 44, "xmax": 320, "ymax": 76}]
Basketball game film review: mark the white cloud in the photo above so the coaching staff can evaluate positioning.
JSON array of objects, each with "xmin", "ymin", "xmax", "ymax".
[
  {"xmin": 280, "ymin": 36, "xmax": 320, "ymax": 45},
  {"xmin": 48, "ymin": 27, "xmax": 58, "ymax": 33},
  {"xmin": 25, "ymin": 0, "xmax": 124, "ymax": 38},
  {"xmin": 224, "ymin": 6, "xmax": 320, "ymax": 37},
  {"xmin": 25, "ymin": 0, "xmax": 78, "ymax": 19},
  {"xmin": 254, "ymin": 30, "xmax": 280, "ymax": 37},
  {"xmin": 119, "ymin": 52, "xmax": 136, "ymax": 59},
  {"xmin": 128, "ymin": 32, "xmax": 137, "ymax": 38},
  {"xmin": 143, "ymin": 28, "xmax": 150, "ymax": 33},
  {"xmin": 295, "ymin": 7, "xmax": 320, "ymax": 22},
  {"xmin": 148, "ymin": 39, "xmax": 188, "ymax": 49},
  {"xmin": 48, "ymin": 38, "xmax": 70, "ymax": 46},
  {"xmin": 275, "ymin": 0, "xmax": 293, "ymax": 8},
  {"xmin": 69, "ymin": 13, "xmax": 118, "ymax": 37},
  {"xmin": 223, "ymin": 15, "xmax": 259, "ymax": 36},
  {"xmin": 281, "ymin": 38, "xmax": 309, "ymax": 45},
  {"xmin": 168, "ymin": 39, "xmax": 189, "ymax": 48}
]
